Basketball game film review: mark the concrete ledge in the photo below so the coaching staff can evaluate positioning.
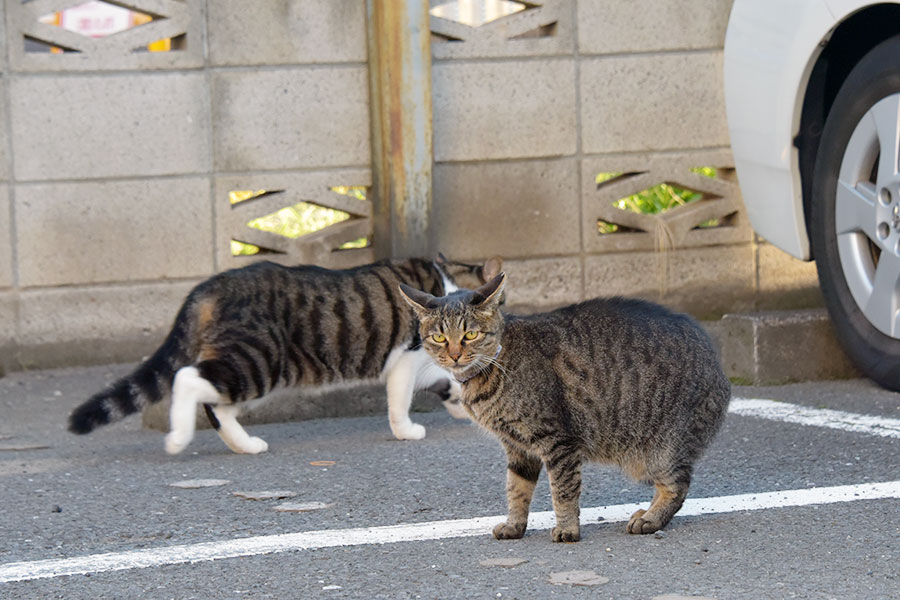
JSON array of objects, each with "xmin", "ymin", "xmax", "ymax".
[
  {"xmin": 141, "ymin": 384, "xmax": 447, "ymax": 432},
  {"xmin": 704, "ymin": 308, "xmax": 861, "ymax": 385}
]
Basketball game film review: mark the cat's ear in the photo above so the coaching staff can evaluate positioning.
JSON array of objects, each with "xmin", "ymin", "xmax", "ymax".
[
  {"xmin": 398, "ymin": 284, "xmax": 438, "ymax": 316},
  {"xmin": 482, "ymin": 256, "xmax": 503, "ymax": 282},
  {"xmin": 471, "ymin": 272, "xmax": 506, "ymax": 309}
]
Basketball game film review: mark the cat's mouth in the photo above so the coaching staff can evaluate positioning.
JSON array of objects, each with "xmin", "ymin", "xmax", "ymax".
[{"xmin": 446, "ymin": 359, "xmax": 478, "ymax": 376}]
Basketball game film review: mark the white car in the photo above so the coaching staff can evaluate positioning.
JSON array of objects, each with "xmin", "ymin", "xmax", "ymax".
[{"xmin": 724, "ymin": 0, "xmax": 900, "ymax": 390}]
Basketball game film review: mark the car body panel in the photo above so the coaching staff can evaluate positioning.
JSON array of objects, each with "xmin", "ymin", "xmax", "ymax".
[{"xmin": 724, "ymin": 0, "xmax": 835, "ymax": 260}]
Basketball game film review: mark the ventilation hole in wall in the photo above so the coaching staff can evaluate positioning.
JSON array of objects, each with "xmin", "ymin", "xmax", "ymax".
[
  {"xmin": 133, "ymin": 38, "xmax": 171, "ymax": 53},
  {"xmin": 608, "ymin": 182, "xmax": 707, "ymax": 216},
  {"xmin": 230, "ymin": 240, "xmax": 286, "ymax": 257},
  {"xmin": 170, "ymin": 33, "xmax": 187, "ymax": 50},
  {"xmin": 596, "ymin": 166, "xmax": 724, "ymax": 234},
  {"xmin": 690, "ymin": 166, "xmax": 717, "ymax": 178},
  {"xmin": 338, "ymin": 237, "xmax": 371, "ymax": 250},
  {"xmin": 692, "ymin": 211, "xmax": 737, "ymax": 231},
  {"xmin": 431, "ymin": 31, "xmax": 464, "ymax": 43},
  {"xmin": 229, "ymin": 190, "xmax": 285, "ymax": 206},
  {"xmin": 509, "ymin": 21, "xmax": 557, "ymax": 39},
  {"xmin": 37, "ymin": 1, "xmax": 175, "ymax": 53},
  {"xmin": 430, "ymin": 0, "xmax": 527, "ymax": 27},
  {"xmin": 595, "ymin": 171, "xmax": 643, "ymax": 190},
  {"xmin": 597, "ymin": 220, "xmax": 642, "ymax": 235},
  {"xmin": 230, "ymin": 189, "xmax": 369, "ymax": 256},
  {"xmin": 134, "ymin": 33, "xmax": 186, "ymax": 53},
  {"xmin": 688, "ymin": 166, "xmax": 721, "ymax": 228},
  {"xmin": 245, "ymin": 202, "xmax": 352, "ymax": 241},
  {"xmin": 329, "ymin": 185, "xmax": 368, "ymax": 201},
  {"xmin": 24, "ymin": 35, "xmax": 80, "ymax": 53}
]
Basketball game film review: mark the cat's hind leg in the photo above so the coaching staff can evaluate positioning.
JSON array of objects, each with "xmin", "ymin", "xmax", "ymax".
[
  {"xmin": 627, "ymin": 464, "xmax": 692, "ymax": 534},
  {"xmin": 193, "ymin": 358, "xmax": 270, "ymax": 454},
  {"xmin": 165, "ymin": 366, "xmax": 220, "ymax": 455},
  {"xmin": 207, "ymin": 404, "xmax": 268, "ymax": 454}
]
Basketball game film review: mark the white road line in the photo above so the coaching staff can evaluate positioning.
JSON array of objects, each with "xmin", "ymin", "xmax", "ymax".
[
  {"xmin": 730, "ymin": 398, "xmax": 900, "ymax": 439},
  {"xmin": 2, "ymin": 480, "xmax": 899, "ymax": 584}
]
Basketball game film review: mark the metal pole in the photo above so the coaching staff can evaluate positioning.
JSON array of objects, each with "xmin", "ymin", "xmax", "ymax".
[{"xmin": 366, "ymin": 0, "xmax": 434, "ymax": 259}]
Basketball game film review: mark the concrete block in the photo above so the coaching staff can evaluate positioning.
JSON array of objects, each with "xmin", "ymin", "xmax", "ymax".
[
  {"xmin": 433, "ymin": 60, "xmax": 576, "ymax": 161},
  {"xmin": 757, "ymin": 240, "xmax": 824, "ymax": 310},
  {"xmin": 213, "ymin": 68, "xmax": 370, "ymax": 171},
  {"xmin": 502, "ymin": 256, "xmax": 583, "ymax": 312},
  {"xmin": 584, "ymin": 244, "xmax": 756, "ymax": 318},
  {"xmin": 0, "ymin": 292, "xmax": 15, "ymax": 376},
  {"xmin": 0, "ymin": 186, "xmax": 11, "ymax": 288},
  {"xmin": 580, "ymin": 52, "xmax": 729, "ymax": 154},
  {"xmin": 705, "ymin": 309, "xmax": 861, "ymax": 385},
  {"xmin": 11, "ymin": 73, "xmax": 210, "ymax": 181},
  {"xmin": 433, "ymin": 159, "xmax": 580, "ymax": 259},
  {"xmin": 208, "ymin": 0, "xmax": 367, "ymax": 66},
  {"xmin": 431, "ymin": 0, "xmax": 574, "ymax": 60},
  {"xmin": 0, "ymin": 77, "xmax": 8, "ymax": 182},
  {"xmin": 16, "ymin": 178, "xmax": 213, "ymax": 288},
  {"xmin": 577, "ymin": 0, "xmax": 732, "ymax": 55},
  {"xmin": 16, "ymin": 280, "xmax": 198, "ymax": 370},
  {"xmin": 8, "ymin": 0, "xmax": 204, "ymax": 72}
]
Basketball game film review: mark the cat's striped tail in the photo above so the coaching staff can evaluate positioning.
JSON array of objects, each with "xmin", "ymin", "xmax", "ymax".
[{"xmin": 68, "ymin": 309, "xmax": 193, "ymax": 435}]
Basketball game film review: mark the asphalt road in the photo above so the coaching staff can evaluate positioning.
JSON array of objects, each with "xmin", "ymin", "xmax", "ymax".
[{"xmin": 0, "ymin": 364, "xmax": 897, "ymax": 599}]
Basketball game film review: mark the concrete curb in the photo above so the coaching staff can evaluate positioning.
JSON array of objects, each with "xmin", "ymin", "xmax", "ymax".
[{"xmin": 704, "ymin": 308, "xmax": 861, "ymax": 386}]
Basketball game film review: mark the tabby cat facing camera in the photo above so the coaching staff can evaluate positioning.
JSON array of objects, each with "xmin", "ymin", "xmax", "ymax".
[
  {"xmin": 68, "ymin": 255, "xmax": 501, "ymax": 454},
  {"xmin": 399, "ymin": 273, "xmax": 730, "ymax": 541}
]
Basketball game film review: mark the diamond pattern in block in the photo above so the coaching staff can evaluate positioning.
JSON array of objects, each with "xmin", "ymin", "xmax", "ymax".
[
  {"xmin": 583, "ymin": 151, "xmax": 751, "ymax": 253},
  {"xmin": 217, "ymin": 172, "xmax": 374, "ymax": 272},
  {"xmin": 430, "ymin": 1, "xmax": 527, "ymax": 28},
  {"xmin": 430, "ymin": 0, "xmax": 572, "ymax": 59},
  {"xmin": 11, "ymin": 0, "xmax": 201, "ymax": 70},
  {"xmin": 39, "ymin": 1, "xmax": 158, "ymax": 40}
]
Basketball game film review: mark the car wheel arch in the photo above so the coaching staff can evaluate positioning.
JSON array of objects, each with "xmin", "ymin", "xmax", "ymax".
[{"xmin": 797, "ymin": 3, "xmax": 900, "ymax": 260}]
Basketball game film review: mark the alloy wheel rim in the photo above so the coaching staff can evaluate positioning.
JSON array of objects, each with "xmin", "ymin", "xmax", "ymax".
[{"xmin": 835, "ymin": 93, "xmax": 900, "ymax": 338}]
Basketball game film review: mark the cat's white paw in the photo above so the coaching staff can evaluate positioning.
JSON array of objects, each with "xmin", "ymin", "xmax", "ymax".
[
  {"xmin": 392, "ymin": 422, "xmax": 426, "ymax": 441},
  {"xmin": 239, "ymin": 436, "xmax": 269, "ymax": 455},
  {"xmin": 164, "ymin": 432, "xmax": 191, "ymax": 455}
]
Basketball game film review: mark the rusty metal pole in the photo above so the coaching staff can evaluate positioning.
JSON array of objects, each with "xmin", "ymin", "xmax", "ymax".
[{"xmin": 366, "ymin": 0, "xmax": 434, "ymax": 259}]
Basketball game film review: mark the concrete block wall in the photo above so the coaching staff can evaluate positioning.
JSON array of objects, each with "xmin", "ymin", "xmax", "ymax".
[
  {"xmin": 0, "ymin": 0, "xmax": 372, "ymax": 373},
  {"xmin": 429, "ymin": 0, "xmax": 820, "ymax": 317},
  {"xmin": 0, "ymin": 0, "xmax": 823, "ymax": 373}
]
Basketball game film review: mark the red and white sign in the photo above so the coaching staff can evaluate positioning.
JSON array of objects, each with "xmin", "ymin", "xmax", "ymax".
[{"xmin": 57, "ymin": 1, "xmax": 133, "ymax": 39}]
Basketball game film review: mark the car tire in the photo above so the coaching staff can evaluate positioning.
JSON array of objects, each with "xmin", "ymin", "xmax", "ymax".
[{"xmin": 811, "ymin": 35, "xmax": 900, "ymax": 391}]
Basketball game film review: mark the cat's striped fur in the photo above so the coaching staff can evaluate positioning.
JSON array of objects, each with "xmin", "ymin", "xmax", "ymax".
[
  {"xmin": 399, "ymin": 273, "xmax": 730, "ymax": 541},
  {"xmin": 69, "ymin": 255, "xmax": 501, "ymax": 454}
]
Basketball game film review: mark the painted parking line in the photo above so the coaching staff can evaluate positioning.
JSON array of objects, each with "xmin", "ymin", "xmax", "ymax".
[
  {"xmin": 1, "ymin": 480, "xmax": 898, "ymax": 584},
  {"xmin": 730, "ymin": 398, "xmax": 900, "ymax": 439}
]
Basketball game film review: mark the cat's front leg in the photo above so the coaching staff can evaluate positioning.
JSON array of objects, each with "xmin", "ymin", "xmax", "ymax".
[
  {"xmin": 545, "ymin": 451, "xmax": 583, "ymax": 542},
  {"xmin": 493, "ymin": 445, "xmax": 542, "ymax": 540},
  {"xmin": 383, "ymin": 349, "xmax": 428, "ymax": 440}
]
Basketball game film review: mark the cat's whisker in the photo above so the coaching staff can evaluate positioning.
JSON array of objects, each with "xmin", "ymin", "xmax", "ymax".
[{"xmin": 476, "ymin": 355, "xmax": 511, "ymax": 383}]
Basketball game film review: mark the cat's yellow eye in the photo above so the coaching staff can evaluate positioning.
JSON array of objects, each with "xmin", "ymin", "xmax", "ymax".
[
  {"xmin": 464, "ymin": 331, "xmax": 478, "ymax": 341},
  {"xmin": 431, "ymin": 333, "xmax": 447, "ymax": 343}
]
